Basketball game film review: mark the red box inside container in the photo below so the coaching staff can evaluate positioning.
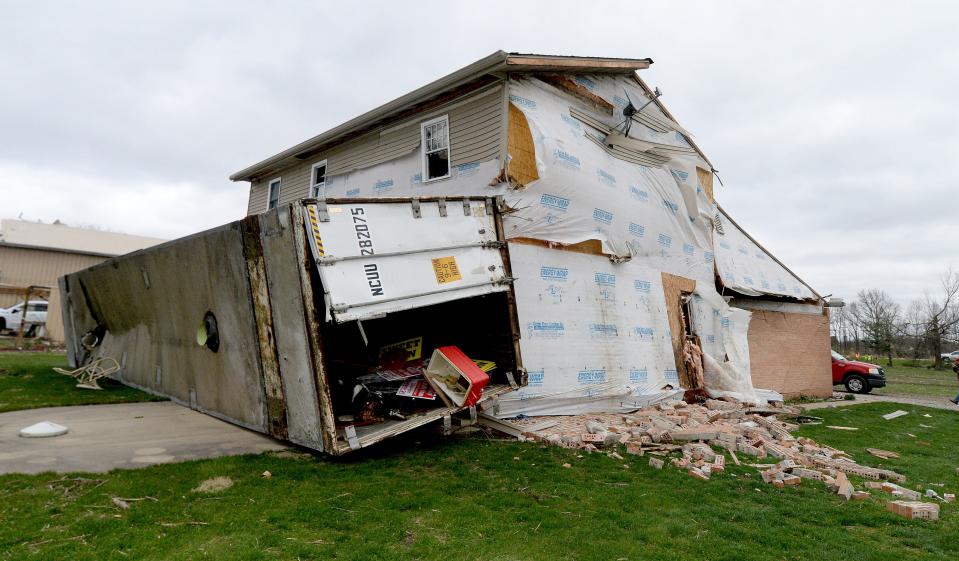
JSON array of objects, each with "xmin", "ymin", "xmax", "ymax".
[{"xmin": 425, "ymin": 345, "xmax": 490, "ymax": 408}]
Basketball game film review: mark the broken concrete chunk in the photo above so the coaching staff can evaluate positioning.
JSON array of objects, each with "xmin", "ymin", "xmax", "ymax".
[
  {"xmin": 851, "ymin": 491, "xmax": 870, "ymax": 501},
  {"xmin": 882, "ymin": 410, "xmax": 909, "ymax": 420},
  {"xmin": 648, "ymin": 457, "xmax": 665, "ymax": 470}
]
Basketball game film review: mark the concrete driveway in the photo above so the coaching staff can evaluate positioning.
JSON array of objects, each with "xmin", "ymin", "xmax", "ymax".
[
  {"xmin": 801, "ymin": 392, "xmax": 959, "ymax": 412},
  {"xmin": 0, "ymin": 401, "xmax": 286, "ymax": 474}
]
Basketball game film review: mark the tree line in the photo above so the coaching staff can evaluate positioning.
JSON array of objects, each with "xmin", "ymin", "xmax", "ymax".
[{"xmin": 829, "ymin": 268, "xmax": 959, "ymax": 368}]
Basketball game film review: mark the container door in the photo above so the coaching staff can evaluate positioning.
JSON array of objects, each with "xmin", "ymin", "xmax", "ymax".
[{"xmin": 303, "ymin": 199, "xmax": 511, "ymax": 323}]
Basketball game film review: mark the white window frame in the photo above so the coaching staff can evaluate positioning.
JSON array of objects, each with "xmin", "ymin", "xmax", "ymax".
[
  {"xmin": 310, "ymin": 160, "xmax": 327, "ymax": 199},
  {"xmin": 420, "ymin": 115, "xmax": 451, "ymax": 183},
  {"xmin": 267, "ymin": 177, "xmax": 281, "ymax": 210}
]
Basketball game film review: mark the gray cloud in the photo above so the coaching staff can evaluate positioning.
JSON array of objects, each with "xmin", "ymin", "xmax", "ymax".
[{"xmin": 1, "ymin": 0, "xmax": 956, "ymax": 304}]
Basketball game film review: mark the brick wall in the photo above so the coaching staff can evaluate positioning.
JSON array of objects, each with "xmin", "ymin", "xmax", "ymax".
[{"xmin": 746, "ymin": 309, "xmax": 832, "ymax": 398}]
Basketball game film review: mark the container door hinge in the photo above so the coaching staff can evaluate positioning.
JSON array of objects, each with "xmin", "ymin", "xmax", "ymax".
[
  {"xmin": 344, "ymin": 425, "xmax": 360, "ymax": 450},
  {"xmin": 411, "ymin": 198, "xmax": 421, "ymax": 219},
  {"xmin": 437, "ymin": 197, "xmax": 447, "ymax": 217},
  {"xmin": 317, "ymin": 199, "xmax": 330, "ymax": 222},
  {"xmin": 463, "ymin": 199, "xmax": 471, "ymax": 216},
  {"xmin": 442, "ymin": 415, "xmax": 452, "ymax": 435}
]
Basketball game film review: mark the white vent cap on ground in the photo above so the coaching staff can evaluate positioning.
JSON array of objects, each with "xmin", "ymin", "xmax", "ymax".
[{"xmin": 19, "ymin": 421, "xmax": 69, "ymax": 438}]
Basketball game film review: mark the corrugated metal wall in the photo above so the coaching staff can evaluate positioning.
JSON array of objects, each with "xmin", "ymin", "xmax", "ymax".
[
  {"xmin": 0, "ymin": 246, "xmax": 107, "ymax": 342},
  {"xmin": 246, "ymin": 84, "xmax": 505, "ymax": 215}
]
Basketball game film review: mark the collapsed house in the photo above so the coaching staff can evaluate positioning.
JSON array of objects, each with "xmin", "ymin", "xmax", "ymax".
[
  {"xmin": 60, "ymin": 51, "xmax": 833, "ymax": 454},
  {"xmin": 232, "ymin": 52, "xmax": 832, "ymax": 411}
]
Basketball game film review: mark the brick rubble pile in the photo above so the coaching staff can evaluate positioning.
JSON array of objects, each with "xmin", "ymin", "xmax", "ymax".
[{"xmin": 505, "ymin": 398, "xmax": 952, "ymax": 518}]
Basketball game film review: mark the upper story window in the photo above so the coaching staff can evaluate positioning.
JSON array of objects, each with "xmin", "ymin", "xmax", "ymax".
[
  {"xmin": 268, "ymin": 177, "xmax": 281, "ymax": 210},
  {"xmin": 310, "ymin": 160, "xmax": 327, "ymax": 198},
  {"xmin": 421, "ymin": 115, "xmax": 450, "ymax": 182}
]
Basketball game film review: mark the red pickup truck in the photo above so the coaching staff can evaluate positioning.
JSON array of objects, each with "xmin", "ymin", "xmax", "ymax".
[{"xmin": 831, "ymin": 351, "xmax": 886, "ymax": 394}]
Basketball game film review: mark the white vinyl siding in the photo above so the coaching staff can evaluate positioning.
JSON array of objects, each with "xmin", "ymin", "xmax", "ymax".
[
  {"xmin": 244, "ymin": 83, "xmax": 505, "ymax": 215},
  {"xmin": 247, "ymin": 180, "xmax": 269, "ymax": 215}
]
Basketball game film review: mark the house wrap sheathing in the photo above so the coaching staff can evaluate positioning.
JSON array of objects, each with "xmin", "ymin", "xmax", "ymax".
[{"xmin": 234, "ymin": 52, "xmax": 824, "ymax": 416}]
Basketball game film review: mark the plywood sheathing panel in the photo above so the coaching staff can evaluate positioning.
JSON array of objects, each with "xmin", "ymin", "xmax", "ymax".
[
  {"xmin": 537, "ymin": 74, "xmax": 614, "ymax": 115},
  {"xmin": 696, "ymin": 167, "xmax": 714, "ymax": 203},
  {"xmin": 506, "ymin": 102, "xmax": 540, "ymax": 187},
  {"xmin": 661, "ymin": 272, "xmax": 697, "ymax": 388},
  {"xmin": 510, "ymin": 237, "xmax": 605, "ymax": 256}
]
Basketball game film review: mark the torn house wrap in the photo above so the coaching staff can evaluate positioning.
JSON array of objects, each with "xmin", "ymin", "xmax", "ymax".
[{"xmin": 313, "ymin": 72, "xmax": 814, "ymax": 415}]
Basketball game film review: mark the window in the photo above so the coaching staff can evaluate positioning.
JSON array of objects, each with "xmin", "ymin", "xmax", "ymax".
[
  {"xmin": 27, "ymin": 303, "xmax": 47, "ymax": 312},
  {"xmin": 421, "ymin": 115, "xmax": 450, "ymax": 181},
  {"xmin": 310, "ymin": 160, "xmax": 327, "ymax": 198},
  {"xmin": 267, "ymin": 177, "xmax": 281, "ymax": 210}
]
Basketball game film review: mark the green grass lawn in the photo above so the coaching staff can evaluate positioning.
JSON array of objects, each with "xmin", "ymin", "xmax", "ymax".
[
  {"xmin": 0, "ymin": 352, "xmax": 164, "ymax": 413},
  {"xmin": 869, "ymin": 359, "xmax": 959, "ymax": 399},
  {"xmin": 0, "ymin": 335, "xmax": 58, "ymax": 351},
  {"xmin": 1, "ymin": 402, "xmax": 957, "ymax": 561}
]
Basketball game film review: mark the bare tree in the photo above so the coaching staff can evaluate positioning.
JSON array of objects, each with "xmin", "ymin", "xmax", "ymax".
[
  {"xmin": 923, "ymin": 268, "xmax": 959, "ymax": 368},
  {"xmin": 829, "ymin": 305, "xmax": 853, "ymax": 354},
  {"xmin": 897, "ymin": 300, "xmax": 927, "ymax": 360},
  {"xmin": 851, "ymin": 289, "xmax": 900, "ymax": 366}
]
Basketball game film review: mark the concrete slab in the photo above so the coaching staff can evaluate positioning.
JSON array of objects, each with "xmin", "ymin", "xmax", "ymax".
[{"xmin": 0, "ymin": 401, "xmax": 286, "ymax": 474}]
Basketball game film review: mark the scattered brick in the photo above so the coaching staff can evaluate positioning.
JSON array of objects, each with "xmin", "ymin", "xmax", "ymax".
[{"xmin": 887, "ymin": 500, "xmax": 939, "ymax": 521}]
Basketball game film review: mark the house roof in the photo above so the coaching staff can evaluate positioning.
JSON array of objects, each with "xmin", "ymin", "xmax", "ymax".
[
  {"xmin": 229, "ymin": 51, "xmax": 653, "ymax": 182},
  {"xmin": 716, "ymin": 206, "xmax": 821, "ymax": 301},
  {"xmin": 0, "ymin": 219, "xmax": 165, "ymax": 258}
]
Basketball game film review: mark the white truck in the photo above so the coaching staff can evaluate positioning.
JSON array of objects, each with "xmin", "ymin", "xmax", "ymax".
[{"xmin": 0, "ymin": 300, "xmax": 48, "ymax": 336}]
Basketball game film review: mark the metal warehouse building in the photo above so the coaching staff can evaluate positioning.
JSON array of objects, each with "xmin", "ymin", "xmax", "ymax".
[{"xmin": 0, "ymin": 219, "xmax": 163, "ymax": 342}]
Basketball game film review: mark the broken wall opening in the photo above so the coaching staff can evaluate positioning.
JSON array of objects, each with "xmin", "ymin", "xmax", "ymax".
[{"xmin": 318, "ymin": 291, "xmax": 519, "ymax": 449}]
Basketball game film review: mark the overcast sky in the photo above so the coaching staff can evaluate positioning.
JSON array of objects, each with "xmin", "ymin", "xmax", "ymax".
[{"xmin": 2, "ymin": 1, "xmax": 956, "ymax": 305}]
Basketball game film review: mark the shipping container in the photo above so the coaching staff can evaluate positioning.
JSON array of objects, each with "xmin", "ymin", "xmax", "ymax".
[{"xmin": 60, "ymin": 197, "xmax": 525, "ymax": 454}]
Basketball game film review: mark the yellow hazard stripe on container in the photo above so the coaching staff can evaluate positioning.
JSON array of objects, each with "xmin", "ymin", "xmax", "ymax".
[{"xmin": 306, "ymin": 204, "xmax": 325, "ymax": 256}]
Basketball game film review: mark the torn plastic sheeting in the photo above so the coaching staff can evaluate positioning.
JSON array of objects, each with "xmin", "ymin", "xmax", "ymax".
[
  {"xmin": 753, "ymin": 388, "xmax": 785, "ymax": 403},
  {"xmin": 689, "ymin": 281, "xmax": 762, "ymax": 405},
  {"xmin": 501, "ymin": 75, "xmax": 717, "ymax": 283}
]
